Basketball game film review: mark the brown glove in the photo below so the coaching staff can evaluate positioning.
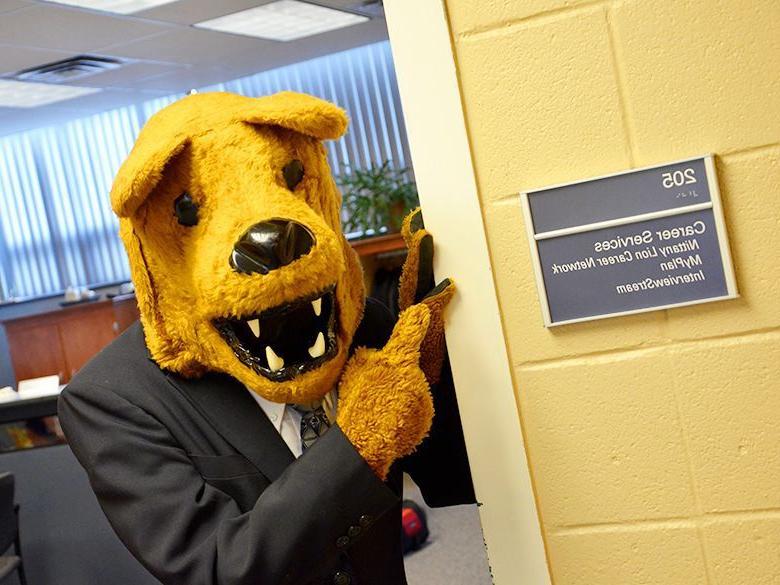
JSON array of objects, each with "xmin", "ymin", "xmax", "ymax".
[
  {"xmin": 336, "ymin": 304, "xmax": 434, "ymax": 480},
  {"xmin": 397, "ymin": 208, "xmax": 455, "ymax": 385}
]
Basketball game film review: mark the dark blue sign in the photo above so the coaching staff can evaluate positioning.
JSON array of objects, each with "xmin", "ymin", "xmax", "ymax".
[{"xmin": 521, "ymin": 156, "xmax": 737, "ymax": 325}]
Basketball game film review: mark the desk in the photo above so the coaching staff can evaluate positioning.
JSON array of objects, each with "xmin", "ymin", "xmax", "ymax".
[
  {"xmin": 0, "ymin": 386, "xmax": 62, "ymax": 453},
  {"xmin": 1, "ymin": 294, "xmax": 139, "ymax": 385},
  {"xmin": 0, "ymin": 392, "xmax": 59, "ymax": 426}
]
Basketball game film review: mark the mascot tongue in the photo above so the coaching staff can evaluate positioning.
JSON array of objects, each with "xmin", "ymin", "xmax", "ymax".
[{"xmin": 214, "ymin": 288, "xmax": 337, "ymax": 382}]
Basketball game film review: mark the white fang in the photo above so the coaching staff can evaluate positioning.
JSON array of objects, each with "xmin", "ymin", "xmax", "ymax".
[
  {"xmin": 265, "ymin": 346, "xmax": 284, "ymax": 372},
  {"xmin": 247, "ymin": 319, "xmax": 260, "ymax": 338},
  {"xmin": 308, "ymin": 332, "xmax": 326, "ymax": 358},
  {"xmin": 312, "ymin": 298, "xmax": 322, "ymax": 317}
]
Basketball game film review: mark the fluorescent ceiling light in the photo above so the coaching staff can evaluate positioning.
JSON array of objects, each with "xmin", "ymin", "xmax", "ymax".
[
  {"xmin": 47, "ymin": 0, "xmax": 178, "ymax": 14},
  {"xmin": 195, "ymin": 0, "xmax": 369, "ymax": 42},
  {"xmin": 0, "ymin": 80, "xmax": 100, "ymax": 108}
]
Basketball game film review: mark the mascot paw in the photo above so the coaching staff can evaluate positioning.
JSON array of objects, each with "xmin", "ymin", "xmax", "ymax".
[
  {"xmin": 336, "ymin": 304, "xmax": 435, "ymax": 479},
  {"xmin": 398, "ymin": 207, "xmax": 455, "ymax": 385}
]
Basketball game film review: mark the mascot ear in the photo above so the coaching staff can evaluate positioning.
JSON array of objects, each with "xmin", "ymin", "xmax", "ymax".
[
  {"xmin": 237, "ymin": 91, "xmax": 348, "ymax": 140},
  {"xmin": 111, "ymin": 91, "xmax": 345, "ymax": 218},
  {"xmin": 111, "ymin": 129, "xmax": 189, "ymax": 219},
  {"xmin": 109, "ymin": 115, "xmax": 189, "ymax": 367}
]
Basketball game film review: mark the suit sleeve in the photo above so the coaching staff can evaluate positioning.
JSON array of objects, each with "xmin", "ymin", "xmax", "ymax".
[
  {"xmin": 58, "ymin": 383, "xmax": 399, "ymax": 585},
  {"xmin": 402, "ymin": 354, "xmax": 476, "ymax": 508}
]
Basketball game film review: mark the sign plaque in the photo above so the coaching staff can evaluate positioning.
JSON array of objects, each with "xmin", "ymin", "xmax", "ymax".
[{"xmin": 520, "ymin": 155, "xmax": 738, "ymax": 326}]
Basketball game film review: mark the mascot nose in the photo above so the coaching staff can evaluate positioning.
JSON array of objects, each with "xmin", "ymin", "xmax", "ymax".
[{"xmin": 230, "ymin": 219, "xmax": 316, "ymax": 275}]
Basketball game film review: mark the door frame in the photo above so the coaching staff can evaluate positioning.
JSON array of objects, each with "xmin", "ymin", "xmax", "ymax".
[{"xmin": 383, "ymin": 2, "xmax": 552, "ymax": 584}]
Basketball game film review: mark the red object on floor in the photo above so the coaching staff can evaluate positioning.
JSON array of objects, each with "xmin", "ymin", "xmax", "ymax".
[
  {"xmin": 402, "ymin": 507, "xmax": 421, "ymax": 536},
  {"xmin": 401, "ymin": 500, "xmax": 429, "ymax": 553}
]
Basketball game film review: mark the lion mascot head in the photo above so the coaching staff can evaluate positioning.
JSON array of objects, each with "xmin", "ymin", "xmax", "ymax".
[{"xmin": 111, "ymin": 91, "xmax": 365, "ymax": 404}]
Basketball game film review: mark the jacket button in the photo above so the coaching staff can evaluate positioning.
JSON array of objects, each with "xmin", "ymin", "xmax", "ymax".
[
  {"xmin": 347, "ymin": 525, "xmax": 361, "ymax": 538},
  {"xmin": 336, "ymin": 536, "xmax": 350, "ymax": 549},
  {"xmin": 333, "ymin": 571, "xmax": 351, "ymax": 585},
  {"xmin": 359, "ymin": 514, "xmax": 372, "ymax": 527}
]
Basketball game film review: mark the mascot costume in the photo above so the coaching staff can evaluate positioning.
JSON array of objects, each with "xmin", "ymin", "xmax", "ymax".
[{"xmin": 59, "ymin": 91, "xmax": 474, "ymax": 585}]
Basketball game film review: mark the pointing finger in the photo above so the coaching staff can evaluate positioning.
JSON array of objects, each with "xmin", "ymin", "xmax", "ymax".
[{"xmin": 382, "ymin": 303, "xmax": 431, "ymax": 364}]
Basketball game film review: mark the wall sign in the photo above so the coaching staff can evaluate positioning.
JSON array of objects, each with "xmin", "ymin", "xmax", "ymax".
[{"xmin": 520, "ymin": 155, "xmax": 738, "ymax": 326}]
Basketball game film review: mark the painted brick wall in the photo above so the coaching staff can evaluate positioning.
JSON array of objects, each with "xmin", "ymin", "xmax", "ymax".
[{"xmin": 444, "ymin": 0, "xmax": 780, "ymax": 583}]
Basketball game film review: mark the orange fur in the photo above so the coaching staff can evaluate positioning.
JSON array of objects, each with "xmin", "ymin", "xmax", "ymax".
[
  {"xmin": 337, "ymin": 305, "xmax": 434, "ymax": 479},
  {"xmin": 112, "ymin": 91, "xmax": 451, "ymax": 477},
  {"xmin": 112, "ymin": 92, "xmax": 362, "ymax": 403}
]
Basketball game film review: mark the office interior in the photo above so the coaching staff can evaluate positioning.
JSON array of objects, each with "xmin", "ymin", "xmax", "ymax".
[
  {"xmin": 6, "ymin": 1, "xmax": 776, "ymax": 583},
  {"xmin": 0, "ymin": 2, "xmax": 492, "ymax": 584}
]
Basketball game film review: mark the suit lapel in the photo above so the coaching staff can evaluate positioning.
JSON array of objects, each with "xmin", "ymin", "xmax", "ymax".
[{"xmin": 165, "ymin": 371, "xmax": 295, "ymax": 482}]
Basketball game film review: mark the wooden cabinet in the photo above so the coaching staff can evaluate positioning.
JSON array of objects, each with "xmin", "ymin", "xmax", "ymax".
[
  {"xmin": 59, "ymin": 304, "xmax": 118, "ymax": 380},
  {"xmin": 3, "ymin": 296, "xmax": 140, "ymax": 385},
  {"xmin": 6, "ymin": 321, "xmax": 67, "ymax": 383}
]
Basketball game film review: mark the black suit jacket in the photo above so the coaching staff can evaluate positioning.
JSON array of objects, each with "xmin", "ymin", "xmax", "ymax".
[{"xmin": 58, "ymin": 298, "xmax": 475, "ymax": 585}]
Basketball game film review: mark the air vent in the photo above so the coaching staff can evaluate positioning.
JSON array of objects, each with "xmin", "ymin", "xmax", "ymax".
[{"xmin": 13, "ymin": 56, "xmax": 125, "ymax": 83}]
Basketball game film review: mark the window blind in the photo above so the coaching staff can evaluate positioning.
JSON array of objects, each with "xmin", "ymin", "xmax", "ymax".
[{"xmin": 0, "ymin": 40, "xmax": 410, "ymax": 301}]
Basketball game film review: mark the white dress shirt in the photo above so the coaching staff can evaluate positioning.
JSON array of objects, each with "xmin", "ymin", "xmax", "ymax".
[
  {"xmin": 246, "ymin": 391, "xmax": 305, "ymax": 458},
  {"xmin": 245, "ymin": 389, "xmax": 338, "ymax": 459}
]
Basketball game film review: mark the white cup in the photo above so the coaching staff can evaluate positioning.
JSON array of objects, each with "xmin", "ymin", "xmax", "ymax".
[{"xmin": 64, "ymin": 286, "xmax": 80, "ymax": 302}]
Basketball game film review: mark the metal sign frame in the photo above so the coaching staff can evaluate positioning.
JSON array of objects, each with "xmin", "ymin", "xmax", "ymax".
[{"xmin": 520, "ymin": 154, "xmax": 738, "ymax": 327}]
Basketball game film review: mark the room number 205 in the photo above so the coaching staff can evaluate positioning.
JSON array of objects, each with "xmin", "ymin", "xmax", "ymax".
[{"xmin": 661, "ymin": 168, "xmax": 697, "ymax": 188}]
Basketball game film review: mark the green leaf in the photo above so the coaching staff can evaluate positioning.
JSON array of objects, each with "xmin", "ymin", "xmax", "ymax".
[{"xmin": 337, "ymin": 160, "xmax": 420, "ymax": 234}]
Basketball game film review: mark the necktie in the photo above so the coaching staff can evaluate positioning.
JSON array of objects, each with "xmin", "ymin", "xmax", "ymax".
[{"xmin": 291, "ymin": 401, "xmax": 331, "ymax": 451}]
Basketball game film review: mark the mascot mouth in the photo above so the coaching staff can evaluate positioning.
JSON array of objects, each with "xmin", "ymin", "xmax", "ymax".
[{"xmin": 213, "ymin": 287, "xmax": 338, "ymax": 382}]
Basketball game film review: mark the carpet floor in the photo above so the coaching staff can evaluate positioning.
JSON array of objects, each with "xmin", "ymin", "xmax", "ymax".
[{"xmin": 403, "ymin": 475, "xmax": 493, "ymax": 585}]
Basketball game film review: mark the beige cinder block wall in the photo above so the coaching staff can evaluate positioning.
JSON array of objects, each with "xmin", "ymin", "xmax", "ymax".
[{"xmin": 443, "ymin": 0, "xmax": 780, "ymax": 583}]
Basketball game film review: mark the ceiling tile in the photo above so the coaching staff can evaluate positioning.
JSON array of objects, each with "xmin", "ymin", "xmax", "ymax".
[
  {"xmin": 129, "ymin": 66, "xmax": 234, "ymax": 91},
  {"xmin": 51, "ymin": 87, "xmax": 160, "ymax": 111},
  {"xmin": 0, "ymin": 0, "xmax": 32, "ymax": 15},
  {"xmin": 0, "ymin": 4, "xmax": 173, "ymax": 52},
  {"xmin": 135, "ymin": 0, "xmax": 269, "ymax": 25},
  {"xmin": 222, "ymin": 17, "xmax": 387, "ymax": 77},
  {"xmin": 0, "ymin": 88, "xmax": 170, "ymax": 137},
  {"xmin": 0, "ymin": 2, "xmax": 388, "ymax": 137},
  {"xmin": 98, "ymin": 26, "xmax": 269, "ymax": 66},
  {"xmin": 114, "ymin": 18, "xmax": 387, "ymax": 91}
]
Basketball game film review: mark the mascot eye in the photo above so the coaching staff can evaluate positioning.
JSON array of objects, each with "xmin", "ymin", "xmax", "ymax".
[
  {"xmin": 173, "ymin": 191, "xmax": 199, "ymax": 227},
  {"xmin": 282, "ymin": 159, "xmax": 304, "ymax": 191}
]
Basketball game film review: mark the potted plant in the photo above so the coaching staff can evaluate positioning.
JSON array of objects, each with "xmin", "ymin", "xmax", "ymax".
[{"xmin": 338, "ymin": 161, "xmax": 419, "ymax": 236}]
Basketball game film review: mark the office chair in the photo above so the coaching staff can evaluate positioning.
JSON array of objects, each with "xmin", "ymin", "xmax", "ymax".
[{"xmin": 0, "ymin": 473, "xmax": 27, "ymax": 585}]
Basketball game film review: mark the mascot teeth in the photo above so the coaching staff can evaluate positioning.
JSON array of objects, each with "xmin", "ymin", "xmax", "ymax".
[
  {"xmin": 308, "ymin": 332, "xmax": 326, "ymax": 358},
  {"xmin": 213, "ymin": 287, "xmax": 338, "ymax": 382},
  {"xmin": 265, "ymin": 346, "xmax": 285, "ymax": 372}
]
